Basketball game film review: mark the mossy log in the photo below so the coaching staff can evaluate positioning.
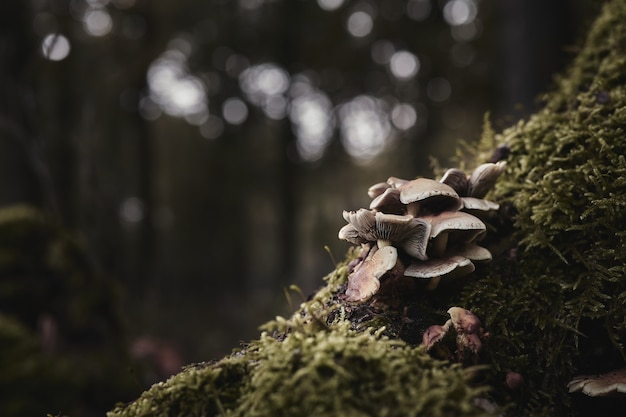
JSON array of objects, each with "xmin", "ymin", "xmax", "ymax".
[{"xmin": 109, "ymin": 1, "xmax": 626, "ymax": 416}]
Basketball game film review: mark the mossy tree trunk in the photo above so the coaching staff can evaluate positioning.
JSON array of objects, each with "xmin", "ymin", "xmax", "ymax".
[{"xmin": 108, "ymin": 1, "xmax": 626, "ymax": 416}]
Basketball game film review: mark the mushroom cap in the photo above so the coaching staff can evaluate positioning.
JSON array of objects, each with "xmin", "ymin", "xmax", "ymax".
[
  {"xmin": 422, "ymin": 211, "xmax": 487, "ymax": 244},
  {"xmin": 345, "ymin": 245, "xmax": 398, "ymax": 302},
  {"xmin": 338, "ymin": 224, "xmax": 368, "ymax": 245},
  {"xmin": 342, "ymin": 209, "xmax": 378, "ymax": 241},
  {"xmin": 367, "ymin": 182, "xmax": 391, "ymax": 199},
  {"xmin": 467, "ymin": 161, "xmax": 507, "ymax": 199},
  {"xmin": 440, "ymin": 168, "xmax": 469, "ymax": 196},
  {"xmin": 454, "ymin": 244, "xmax": 492, "ymax": 262},
  {"xmin": 399, "ymin": 178, "xmax": 462, "ymax": 213},
  {"xmin": 422, "ymin": 325, "xmax": 447, "ymax": 351},
  {"xmin": 387, "ymin": 176, "xmax": 409, "ymax": 188},
  {"xmin": 369, "ymin": 187, "xmax": 404, "ymax": 214},
  {"xmin": 461, "ymin": 197, "xmax": 500, "ymax": 212},
  {"xmin": 342, "ymin": 210, "xmax": 431, "ymax": 257},
  {"xmin": 568, "ymin": 368, "xmax": 626, "ymax": 397},
  {"xmin": 447, "ymin": 307, "xmax": 482, "ymax": 334},
  {"xmin": 404, "ymin": 255, "xmax": 474, "ymax": 279}
]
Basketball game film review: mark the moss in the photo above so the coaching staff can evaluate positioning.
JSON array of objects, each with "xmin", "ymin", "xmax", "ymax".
[
  {"xmin": 109, "ymin": 1, "xmax": 626, "ymax": 416},
  {"xmin": 110, "ymin": 271, "xmax": 492, "ymax": 417}
]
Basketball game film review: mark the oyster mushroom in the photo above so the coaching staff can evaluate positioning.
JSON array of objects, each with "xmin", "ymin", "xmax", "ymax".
[
  {"xmin": 367, "ymin": 181, "xmax": 391, "ymax": 199},
  {"xmin": 567, "ymin": 368, "xmax": 626, "ymax": 397},
  {"xmin": 440, "ymin": 168, "xmax": 468, "ymax": 196},
  {"xmin": 369, "ymin": 187, "xmax": 404, "ymax": 215},
  {"xmin": 460, "ymin": 196, "xmax": 500, "ymax": 212},
  {"xmin": 447, "ymin": 307, "xmax": 482, "ymax": 334},
  {"xmin": 404, "ymin": 256, "xmax": 474, "ymax": 289},
  {"xmin": 341, "ymin": 209, "xmax": 431, "ymax": 260},
  {"xmin": 467, "ymin": 161, "xmax": 507, "ymax": 199},
  {"xmin": 421, "ymin": 211, "xmax": 487, "ymax": 258},
  {"xmin": 345, "ymin": 245, "xmax": 398, "ymax": 302},
  {"xmin": 398, "ymin": 178, "xmax": 462, "ymax": 217}
]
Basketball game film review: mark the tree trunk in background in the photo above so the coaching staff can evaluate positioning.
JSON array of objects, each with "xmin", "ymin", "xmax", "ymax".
[{"xmin": 0, "ymin": 2, "xmax": 46, "ymax": 208}]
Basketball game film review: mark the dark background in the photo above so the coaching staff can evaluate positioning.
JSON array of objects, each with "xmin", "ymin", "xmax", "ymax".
[{"xmin": 0, "ymin": 0, "xmax": 599, "ymax": 409}]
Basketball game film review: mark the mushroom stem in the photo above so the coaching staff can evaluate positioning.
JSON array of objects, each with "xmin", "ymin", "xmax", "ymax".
[
  {"xmin": 406, "ymin": 201, "xmax": 420, "ymax": 217},
  {"xmin": 377, "ymin": 239, "xmax": 393, "ymax": 248}
]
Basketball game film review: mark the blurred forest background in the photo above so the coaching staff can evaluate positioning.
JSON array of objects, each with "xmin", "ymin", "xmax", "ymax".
[{"xmin": 0, "ymin": 0, "xmax": 601, "ymax": 415}]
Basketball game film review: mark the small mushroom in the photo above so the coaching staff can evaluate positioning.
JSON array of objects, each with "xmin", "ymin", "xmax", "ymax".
[
  {"xmin": 440, "ymin": 168, "xmax": 469, "ymax": 196},
  {"xmin": 461, "ymin": 196, "xmax": 500, "ymax": 212},
  {"xmin": 422, "ymin": 325, "xmax": 447, "ymax": 351},
  {"xmin": 421, "ymin": 211, "xmax": 486, "ymax": 258},
  {"xmin": 367, "ymin": 181, "xmax": 391, "ymax": 199},
  {"xmin": 455, "ymin": 244, "xmax": 492, "ymax": 263},
  {"xmin": 567, "ymin": 368, "xmax": 626, "ymax": 397},
  {"xmin": 404, "ymin": 256, "xmax": 474, "ymax": 289},
  {"xmin": 369, "ymin": 187, "xmax": 404, "ymax": 215},
  {"xmin": 345, "ymin": 245, "xmax": 398, "ymax": 302},
  {"xmin": 467, "ymin": 161, "xmax": 507, "ymax": 199},
  {"xmin": 506, "ymin": 371, "xmax": 524, "ymax": 390},
  {"xmin": 447, "ymin": 307, "xmax": 482, "ymax": 334},
  {"xmin": 386, "ymin": 176, "xmax": 409, "ymax": 188},
  {"xmin": 341, "ymin": 210, "xmax": 431, "ymax": 261},
  {"xmin": 398, "ymin": 178, "xmax": 462, "ymax": 217},
  {"xmin": 338, "ymin": 223, "xmax": 368, "ymax": 245}
]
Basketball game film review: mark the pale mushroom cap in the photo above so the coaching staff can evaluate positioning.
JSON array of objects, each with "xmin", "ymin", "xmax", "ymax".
[
  {"xmin": 461, "ymin": 197, "xmax": 500, "ymax": 212},
  {"xmin": 422, "ymin": 211, "xmax": 487, "ymax": 242},
  {"xmin": 368, "ymin": 182, "xmax": 391, "ymax": 199},
  {"xmin": 345, "ymin": 245, "xmax": 398, "ymax": 302},
  {"xmin": 467, "ymin": 161, "xmax": 507, "ymax": 199},
  {"xmin": 369, "ymin": 187, "xmax": 404, "ymax": 214},
  {"xmin": 568, "ymin": 368, "xmax": 626, "ymax": 397},
  {"xmin": 454, "ymin": 245, "xmax": 492, "ymax": 262},
  {"xmin": 404, "ymin": 255, "xmax": 474, "ymax": 279},
  {"xmin": 440, "ymin": 168, "xmax": 469, "ymax": 196},
  {"xmin": 343, "ymin": 209, "xmax": 378, "ymax": 241},
  {"xmin": 387, "ymin": 176, "xmax": 409, "ymax": 188},
  {"xmin": 338, "ymin": 224, "xmax": 368, "ymax": 245},
  {"xmin": 399, "ymin": 178, "xmax": 463, "ymax": 212},
  {"xmin": 447, "ymin": 306, "xmax": 482, "ymax": 334}
]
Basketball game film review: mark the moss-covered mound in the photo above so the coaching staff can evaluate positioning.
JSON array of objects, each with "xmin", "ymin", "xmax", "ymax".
[{"xmin": 109, "ymin": 1, "xmax": 626, "ymax": 416}]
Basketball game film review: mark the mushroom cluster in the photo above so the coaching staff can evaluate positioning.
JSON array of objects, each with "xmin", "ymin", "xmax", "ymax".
[
  {"xmin": 422, "ymin": 307, "xmax": 489, "ymax": 363},
  {"xmin": 339, "ymin": 162, "xmax": 506, "ymax": 302}
]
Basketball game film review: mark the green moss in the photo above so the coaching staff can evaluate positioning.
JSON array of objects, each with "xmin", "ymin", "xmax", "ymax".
[
  {"xmin": 458, "ymin": 0, "xmax": 626, "ymax": 413},
  {"xmin": 109, "ymin": 1, "xmax": 626, "ymax": 416},
  {"xmin": 110, "ymin": 277, "xmax": 492, "ymax": 417}
]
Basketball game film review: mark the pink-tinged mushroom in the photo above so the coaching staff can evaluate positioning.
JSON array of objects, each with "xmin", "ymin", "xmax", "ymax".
[
  {"xmin": 422, "ymin": 325, "xmax": 447, "ymax": 351},
  {"xmin": 467, "ymin": 161, "xmax": 507, "ymax": 199},
  {"xmin": 447, "ymin": 306, "xmax": 482, "ymax": 334},
  {"xmin": 506, "ymin": 371, "xmax": 524, "ymax": 390},
  {"xmin": 567, "ymin": 368, "xmax": 626, "ymax": 397},
  {"xmin": 398, "ymin": 178, "xmax": 462, "ymax": 217},
  {"xmin": 344, "ymin": 245, "xmax": 398, "ymax": 302},
  {"xmin": 439, "ymin": 167, "xmax": 468, "ymax": 196},
  {"xmin": 369, "ymin": 187, "xmax": 404, "ymax": 215},
  {"xmin": 461, "ymin": 196, "xmax": 500, "ymax": 212},
  {"xmin": 367, "ymin": 181, "xmax": 391, "ymax": 199}
]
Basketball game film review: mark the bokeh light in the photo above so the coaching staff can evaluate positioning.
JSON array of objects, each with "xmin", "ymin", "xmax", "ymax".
[
  {"xmin": 443, "ymin": 0, "xmax": 478, "ymax": 26},
  {"xmin": 317, "ymin": 0, "xmax": 345, "ymax": 11},
  {"xmin": 222, "ymin": 97, "xmax": 248, "ymax": 125},
  {"xmin": 391, "ymin": 103, "xmax": 417, "ymax": 130},
  {"xmin": 338, "ymin": 95, "xmax": 391, "ymax": 163},
  {"xmin": 347, "ymin": 11, "xmax": 374, "ymax": 37},
  {"xmin": 146, "ymin": 47, "xmax": 209, "ymax": 121},
  {"xmin": 240, "ymin": 63, "xmax": 290, "ymax": 120},
  {"xmin": 83, "ymin": 7, "xmax": 113, "ymax": 37},
  {"xmin": 389, "ymin": 50, "xmax": 420, "ymax": 80},
  {"xmin": 41, "ymin": 33, "xmax": 71, "ymax": 61}
]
